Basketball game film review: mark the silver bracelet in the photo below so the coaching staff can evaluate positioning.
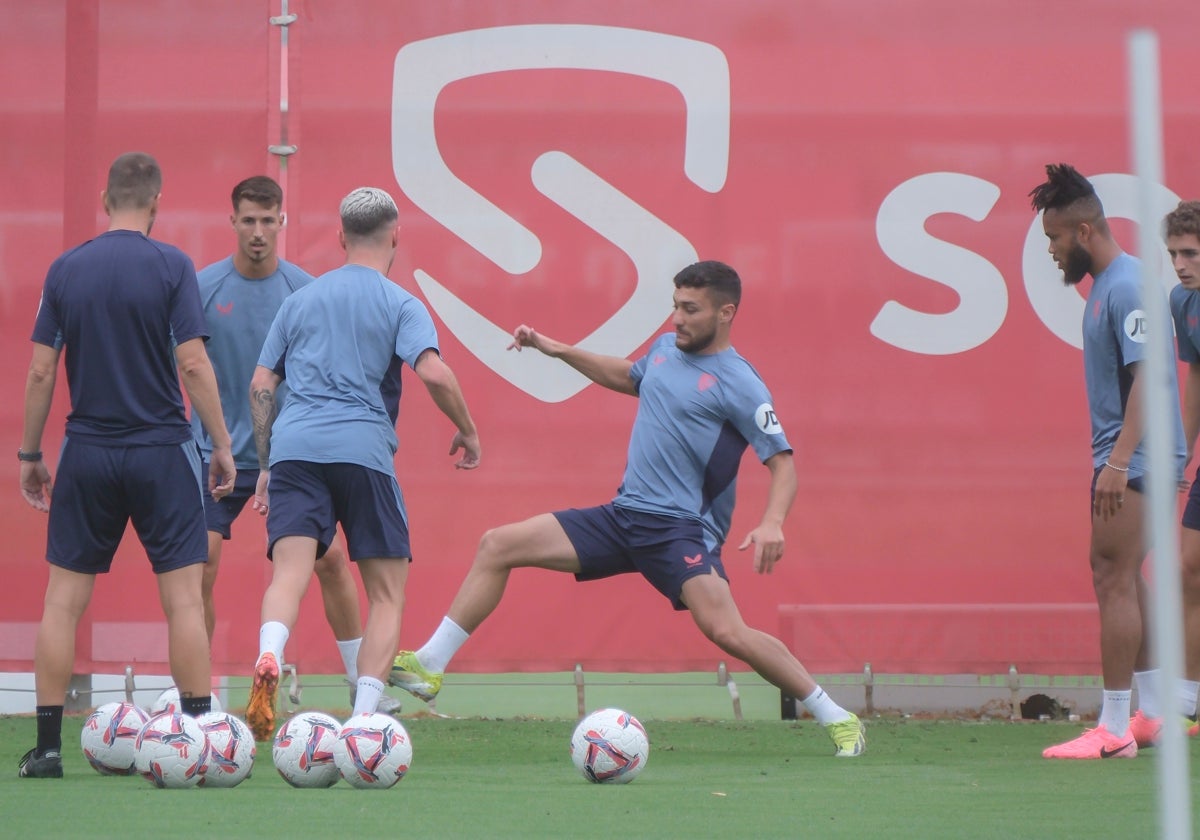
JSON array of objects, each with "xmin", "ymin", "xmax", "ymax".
[{"xmin": 1104, "ymin": 461, "xmax": 1130, "ymax": 473}]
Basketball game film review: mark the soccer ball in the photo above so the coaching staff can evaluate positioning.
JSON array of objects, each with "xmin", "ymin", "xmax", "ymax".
[
  {"xmin": 81, "ymin": 701, "xmax": 149, "ymax": 776},
  {"xmin": 273, "ymin": 712, "xmax": 342, "ymax": 788},
  {"xmin": 334, "ymin": 711, "xmax": 412, "ymax": 789},
  {"xmin": 570, "ymin": 707, "xmax": 650, "ymax": 784},
  {"xmin": 196, "ymin": 712, "xmax": 256, "ymax": 788},
  {"xmin": 134, "ymin": 710, "xmax": 211, "ymax": 788},
  {"xmin": 151, "ymin": 685, "xmax": 223, "ymax": 715}
]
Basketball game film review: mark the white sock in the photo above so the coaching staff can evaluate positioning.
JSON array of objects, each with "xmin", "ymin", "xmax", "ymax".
[
  {"xmin": 259, "ymin": 621, "xmax": 290, "ymax": 664},
  {"xmin": 353, "ymin": 676, "xmax": 384, "ymax": 716},
  {"xmin": 1179, "ymin": 680, "xmax": 1200, "ymax": 717},
  {"xmin": 1134, "ymin": 669, "xmax": 1160, "ymax": 718},
  {"xmin": 1099, "ymin": 689, "xmax": 1132, "ymax": 736},
  {"xmin": 800, "ymin": 686, "xmax": 851, "ymax": 726},
  {"xmin": 417, "ymin": 617, "xmax": 470, "ymax": 674},
  {"xmin": 337, "ymin": 638, "xmax": 363, "ymax": 682}
]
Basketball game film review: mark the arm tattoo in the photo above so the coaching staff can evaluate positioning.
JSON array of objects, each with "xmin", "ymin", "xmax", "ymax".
[{"xmin": 250, "ymin": 386, "xmax": 277, "ymax": 471}]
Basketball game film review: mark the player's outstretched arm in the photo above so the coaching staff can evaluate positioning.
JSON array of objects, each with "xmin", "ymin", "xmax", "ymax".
[
  {"xmin": 737, "ymin": 450, "xmax": 797, "ymax": 574},
  {"xmin": 413, "ymin": 349, "xmax": 481, "ymax": 470},
  {"xmin": 508, "ymin": 324, "xmax": 636, "ymax": 395},
  {"xmin": 19, "ymin": 342, "xmax": 59, "ymax": 512},
  {"xmin": 177, "ymin": 337, "xmax": 235, "ymax": 500}
]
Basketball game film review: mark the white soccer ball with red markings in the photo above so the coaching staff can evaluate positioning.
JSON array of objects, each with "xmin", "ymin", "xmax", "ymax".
[
  {"xmin": 151, "ymin": 686, "xmax": 222, "ymax": 716},
  {"xmin": 333, "ymin": 711, "xmax": 412, "ymax": 789},
  {"xmin": 196, "ymin": 711, "xmax": 255, "ymax": 787},
  {"xmin": 570, "ymin": 708, "xmax": 650, "ymax": 784},
  {"xmin": 134, "ymin": 710, "xmax": 211, "ymax": 788},
  {"xmin": 272, "ymin": 712, "xmax": 342, "ymax": 788},
  {"xmin": 81, "ymin": 701, "xmax": 150, "ymax": 776}
]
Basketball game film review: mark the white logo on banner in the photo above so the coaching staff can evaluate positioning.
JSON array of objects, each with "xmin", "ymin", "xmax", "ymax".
[
  {"xmin": 872, "ymin": 172, "xmax": 1181, "ymax": 354},
  {"xmin": 392, "ymin": 25, "xmax": 729, "ymax": 402}
]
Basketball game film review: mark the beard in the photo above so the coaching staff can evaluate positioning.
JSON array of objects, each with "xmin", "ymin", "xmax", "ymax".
[
  {"xmin": 676, "ymin": 324, "xmax": 717, "ymax": 353},
  {"xmin": 1061, "ymin": 242, "xmax": 1093, "ymax": 286}
]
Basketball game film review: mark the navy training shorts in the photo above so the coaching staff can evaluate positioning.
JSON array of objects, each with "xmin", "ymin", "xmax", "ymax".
[
  {"xmin": 554, "ymin": 503, "xmax": 728, "ymax": 611},
  {"xmin": 46, "ymin": 437, "xmax": 208, "ymax": 574},
  {"xmin": 201, "ymin": 460, "xmax": 259, "ymax": 539},
  {"xmin": 1090, "ymin": 465, "xmax": 1146, "ymax": 513},
  {"xmin": 1183, "ymin": 467, "xmax": 1200, "ymax": 531},
  {"xmin": 266, "ymin": 460, "xmax": 411, "ymax": 562}
]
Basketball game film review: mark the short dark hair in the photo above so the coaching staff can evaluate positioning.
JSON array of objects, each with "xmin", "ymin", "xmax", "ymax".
[
  {"xmin": 1028, "ymin": 163, "xmax": 1104, "ymax": 221},
  {"xmin": 231, "ymin": 175, "xmax": 283, "ymax": 212},
  {"xmin": 673, "ymin": 260, "xmax": 741, "ymax": 308},
  {"xmin": 1164, "ymin": 200, "xmax": 1200, "ymax": 241},
  {"xmin": 105, "ymin": 152, "xmax": 161, "ymax": 210}
]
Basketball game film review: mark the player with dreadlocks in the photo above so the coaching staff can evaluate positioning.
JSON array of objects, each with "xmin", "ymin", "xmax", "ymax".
[{"xmin": 1031, "ymin": 163, "xmax": 1185, "ymax": 759}]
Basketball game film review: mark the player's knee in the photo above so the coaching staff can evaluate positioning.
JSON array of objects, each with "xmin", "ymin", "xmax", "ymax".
[
  {"xmin": 1182, "ymin": 553, "xmax": 1200, "ymax": 599},
  {"xmin": 475, "ymin": 526, "xmax": 520, "ymax": 568},
  {"xmin": 704, "ymin": 622, "xmax": 747, "ymax": 654},
  {"xmin": 314, "ymin": 549, "xmax": 348, "ymax": 581}
]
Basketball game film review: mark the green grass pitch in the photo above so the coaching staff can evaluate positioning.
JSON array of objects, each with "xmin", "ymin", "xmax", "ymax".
[{"xmin": 2, "ymin": 676, "xmax": 1199, "ymax": 838}]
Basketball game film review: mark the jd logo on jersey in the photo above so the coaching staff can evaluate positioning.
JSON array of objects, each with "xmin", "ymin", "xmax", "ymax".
[{"xmin": 391, "ymin": 25, "xmax": 730, "ymax": 402}]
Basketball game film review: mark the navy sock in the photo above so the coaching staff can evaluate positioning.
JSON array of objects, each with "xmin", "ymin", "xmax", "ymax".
[
  {"xmin": 36, "ymin": 705, "xmax": 63, "ymax": 754},
  {"xmin": 180, "ymin": 694, "xmax": 212, "ymax": 717}
]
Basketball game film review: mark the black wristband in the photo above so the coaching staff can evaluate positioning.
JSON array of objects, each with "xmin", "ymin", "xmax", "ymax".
[{"xmin": 17, "ymin": 449, "xmax": 43, "ymax": 462}]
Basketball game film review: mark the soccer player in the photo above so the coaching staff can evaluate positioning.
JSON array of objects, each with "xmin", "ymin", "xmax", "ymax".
[
  {"xmin": 1165, "ymin": 200, "xmax": 1200, "ymax": 733},
  {"xmin": 389, "ymin": 260, "xmax": 867, "ymax": 758},
  {"xmin": 193, "ymin": 175, "xmax": 399, "ymax": 713},
  {"xmin": 244, "ymin": 187, "xmax": 480, "ymax": 741},
  {"xmin": 1031, "ymin": 164, "xmax": 1186, "ymax": 759},
  {"xmin": 18, "ymin": 152, "xmax": 236, "ymax": 777}
]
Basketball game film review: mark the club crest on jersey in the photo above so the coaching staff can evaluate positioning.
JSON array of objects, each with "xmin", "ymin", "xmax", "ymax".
[
  {"xmin": 216, "ymin": 301, "xmax": 234, "ymax": 315},
  {"xmin": 755, "ymin": 403, "xmax": 782, "ymax": 435},
  {"xmin": 698, "ymin": 373, "xmax": 718, "ymax": 391},
  {"xmin": 1123, "ymin": 309, "xmax": 1147, "ymax": 343}
]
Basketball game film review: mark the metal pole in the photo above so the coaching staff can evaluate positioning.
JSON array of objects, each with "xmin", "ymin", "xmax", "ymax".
[{"xmin": 1128, "ymin": 28, "xmax": 1191, "ymax": 840}]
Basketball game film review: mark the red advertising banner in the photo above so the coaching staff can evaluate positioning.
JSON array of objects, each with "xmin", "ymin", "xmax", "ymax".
[{"xmin": 3, "ymin": 0, "xmax": 1199, "ymax": 678}]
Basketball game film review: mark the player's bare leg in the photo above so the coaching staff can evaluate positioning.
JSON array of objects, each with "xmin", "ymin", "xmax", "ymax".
[
  {"xmin": 682, "ymin": 571, "xmax": 863, "ymax": 756},
  {"xmin": 156, "ymin": 563, "xmax": 211, "ymax": 703},
  {"xmin": 390, "ymin": 514, "xmax": 578, "ymax": 702},
  {"xmin": 1181, "ymin": 526, "xmax": 1200, "ymax": 726},
  {"xmin": 201, "ymin": 531, "xmax": 223, "ymax": 642},
  {"xmin": 351, "ymin": 556, "xmax": 409, "ymax": 715},
  {"xmin": 260, "ymin": 536, "xmax": 319, "ymax": 632},
  {"xmin": 314, "ymin": 541, "xmax": 362, "ymax": 641},
  {"xmin": 1044, "ymin": 490, "xmax": 1145, "ymax": 759},
  {"xmin": 23, "ymin": 565, "xmax": 94, "ymax": 777},
  {"xmin": 248, "ymin": 535, "xmax": 317, "ymax": 739},
  {"xmin": 681, "ymin": 571, "xmax": 818, "ymax": 698},
  {"xmin": 33, "ymin": 567, "xmax": 96, "ymax": 705},
  {"xmin": 446, "ymin": 514, "xmax": 581, "ymax": 633},
  {"xmin": 1091, "ymin": 492, "xmax": 1145, "ymax": 703}
]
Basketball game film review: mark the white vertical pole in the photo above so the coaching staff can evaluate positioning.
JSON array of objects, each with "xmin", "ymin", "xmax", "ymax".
[{"xmin": 1128, "ymin": 28, "xmax": 1191, "ymax": 840}]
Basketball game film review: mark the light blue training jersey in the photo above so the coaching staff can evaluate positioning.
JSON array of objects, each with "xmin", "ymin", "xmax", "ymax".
[
  {"xmin": 1170, "ymin": 282, "xmax": 1200, "ymax": 364},
  {"xmin": 191, "ymin": 256, "xmax": 313, "ymax": 468},
  {"xmin": 1083, "ymin": 252, "xmax": 1184, "ymax": 479},
  {"xmin": 616, "ymin": 333, "xmax": 792, "ymax": 550},
  {"xmin": 257, "ymin": 263, "xmax": 438, "ymax": 474}
]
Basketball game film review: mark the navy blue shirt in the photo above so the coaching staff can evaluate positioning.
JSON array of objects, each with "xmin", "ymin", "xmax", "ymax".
[{"xmin": 31, "ymin": 229, "xmax": 208, "ymax": 446}]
